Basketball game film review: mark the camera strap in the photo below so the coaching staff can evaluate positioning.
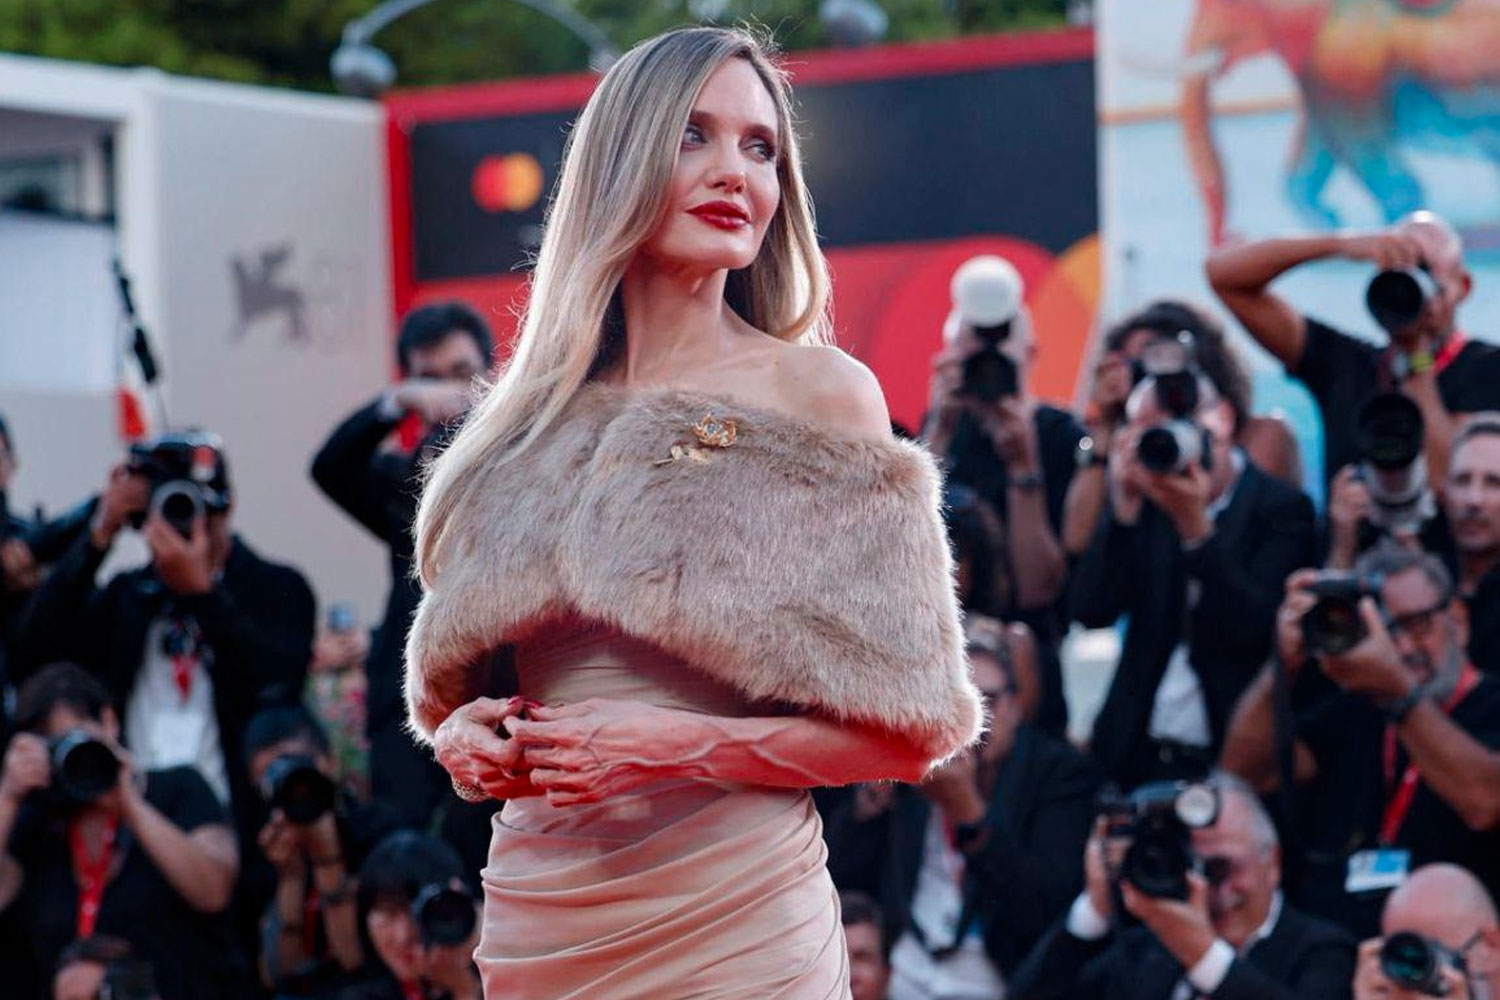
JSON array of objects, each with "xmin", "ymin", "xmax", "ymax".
[
  {"xmin": 70, "ymin": 812, "xmax": 120, "ymax": 938},
  {"xmin": 1378, "ymin": 662, "xmax": 1480, "ymax": 845},
  {"xmin": 1433, "ymin": 333, "xmax": 1468, "ymax": 375}
]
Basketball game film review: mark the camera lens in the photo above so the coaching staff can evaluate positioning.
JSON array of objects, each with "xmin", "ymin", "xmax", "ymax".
[
  {"xmin": 1380, "ymin": 932, "xmax": 1445, "ymax": 995},
  {"xmin": 1356, "ymin": 394, "xmax": 1424, "ymax": 471},
  {"xmin": 1367, "ymin": 269, "xmax": 1438, "ymax": 333},
  {"xmin": 51, "ymin": 730, "xmax": 121, "ymax": 805},
  {"xmin": 412, "ymin": 884, "xmax": 477, "ymax": 947},
  {"xmin": 1123, "ymin": 831, "xmax": 1193, "ymax": 900},
  {"xmin": 263, "ymin": 755, "xmax": 336, "ymax": 826},
  {"xmin": 1151, "ymin": 371, "xmax": 1200, "ymax": 420},
  {"xmin": 1300, "ymin": 597, "xmax": 1366, "ymax": 657},
  {"xmin": 1137, "ymin": 422, "xmax": 1203, "ymax": 474},
  {"xmin": 152, "ymin": 481, "xmax": 205, "ymax": 540}
]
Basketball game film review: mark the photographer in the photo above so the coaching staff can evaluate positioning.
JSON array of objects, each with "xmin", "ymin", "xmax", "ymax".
[
  {"xmin": 1009, "ymin": 773, "xmax": 1355, "ymax": 1000},
  {"xmin": 1221, "ymin": 546, "xmax": 1500, "ymax": 936},
  {"xmin": 246, "ymin": 705, "xmax": 399, "ymax": 999},
  {"xmin": 0, "ymin": 664, "xmax": 247, "ymax": 1000},
  {"xmin": 1065, "ymin": 301, "xmax": 1300, "ymax": 555},
  {"xmin": 841, "ymin": 891, "xmax": 893, "ymax": 1000},
  {"xmin": 310, "ymin": 303, "xmax": 491, "ymax": 829},
  {"xmin": 1070, "ymin": 367, "xmax": 1317, "ymax": 788},
  {"xmin": 821, "ymin": 624, "xmax": 1103, "ymax": 998},
  {"xmin": 1444, "ymin": 414, "xmax": 1500, "ymax": 673},
  {"xmin": 12, "ymin": 430, "xmax": 315, "ymax": 818},
  {"xmin": 1354, "ymin": 864, "xmax": 1499, "ymax": 1000},
  {"xmin": 924, "ymin": 256, "xmax": 1083, "ymax": 734},
  {"xmin": 338, "ymin": 831, "xmax": 480, "ymax": 1000},
  {"xmin": 1206, "ymin": 211, "xmax": 1500, "ymax": 489}
]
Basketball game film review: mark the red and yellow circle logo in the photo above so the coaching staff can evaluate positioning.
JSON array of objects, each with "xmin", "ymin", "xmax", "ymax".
[{"xmin": 471, "ymin": 153, "xmax": 545, "ymax": 214}]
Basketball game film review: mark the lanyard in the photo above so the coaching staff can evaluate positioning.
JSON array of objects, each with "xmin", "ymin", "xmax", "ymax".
[
  {"xmin": 400, "ymin": 981, "xmax": 424, "ymax": 1000},
  {"xmin": 1434, "ymin": 332, "xmax": 1469, "ymax": 375},
  {"xmin": 70, "ymin": 813, "xmax": 120, "ymax": 938},
  {"xmin": 1379, "ymin": 663, "xmax": 1480, "ymax": 845}
]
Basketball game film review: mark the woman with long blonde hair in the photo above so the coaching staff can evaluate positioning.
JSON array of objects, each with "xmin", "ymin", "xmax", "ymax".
[{"xmin": 404, "ymin": 26, "xmax": 980, "ymax": 997}]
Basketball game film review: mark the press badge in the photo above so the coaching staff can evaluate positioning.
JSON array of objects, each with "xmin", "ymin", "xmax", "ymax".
[{"xmin": 1346, "ymin": 849, "xmax": 1411, "ymax": 893}]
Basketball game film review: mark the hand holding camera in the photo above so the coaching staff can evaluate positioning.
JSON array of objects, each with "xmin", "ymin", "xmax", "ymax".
[
  {"xmin": 1328, "ymin": 466, "xmax": 1377, "ymax": 567},
  {"xmin": 143, "ymin": 511, "xmax": 214, "ymax": 596},
  {"xmin": 0, "ymin": 732, "xmax": 51, "ymax": 805},
  {"xmin": 90, "ymin": 463, "xmax": 151, "ymax": 548},
  {"xmin": 1283, "ymin": 571, "xmax": 1418, "ymax": 703},
  {"xmin": 413, "ymin": 881, "xmax": 482, "ymax": 999},
  {"xmin": 1342, "ymin": 231, "xmax": 1429, "ymax": 275}
]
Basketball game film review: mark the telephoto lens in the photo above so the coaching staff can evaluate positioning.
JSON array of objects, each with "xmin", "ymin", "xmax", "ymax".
[
  {"xmin": 1367, "ymin": 267, "xmax": 1438, "ymax": 333},
  {"xmin": 49, "ymin": 730, "xmax": 121, "ymax": 805},
  {"xmin": 1098, "ymin": 781, "xmax": 1220, "ymax": 900},
  {"xmin": 951, "ymin": 255, "xmax": 1023, "ymax": 403},
  {"xmin": 151, "ymin": 481, "xmax": 206, "ymax": 540},
  {"xmin": 412, "ymin": 883, "xmax": 478, "ymax": 947},
  {"xmin": 1136, "ymin": 421, "xmax": 1207, "ymax": 475},
  {"xmin": 1380, "ymin": 932, "xmax": 1463, "ymax": 997},
  {"xmin": 262, "ymin": 754, "xmax": 337, "ymax": 826}
]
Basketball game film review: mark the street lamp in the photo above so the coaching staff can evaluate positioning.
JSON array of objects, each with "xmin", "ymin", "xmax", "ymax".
[{"xmin": 332, "ymin": 0, "xmax": 619, "ymax": 97}]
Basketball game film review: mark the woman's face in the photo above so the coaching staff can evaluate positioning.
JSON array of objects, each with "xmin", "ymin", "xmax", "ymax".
[
  {"xmin": 367, "ymin": 901, "xmax": 424, "ymax": 982},
  {"xmin": 637, "ymin": 58, "xmax": 782, "ymax": 273}
]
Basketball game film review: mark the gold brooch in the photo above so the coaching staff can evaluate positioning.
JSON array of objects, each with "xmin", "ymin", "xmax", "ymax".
[
  {"xmin": 692, "ymin": 414, "xmax": 737, "ymax": 448},
  {"xmin": 655, "ymin": 413, "xmax": 737, "ymax": 466}
]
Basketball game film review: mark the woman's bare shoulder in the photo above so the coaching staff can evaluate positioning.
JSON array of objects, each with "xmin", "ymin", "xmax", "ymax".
[{"xmin": 758, "ymin": 343, "xmax": 893, "ymax": 444}]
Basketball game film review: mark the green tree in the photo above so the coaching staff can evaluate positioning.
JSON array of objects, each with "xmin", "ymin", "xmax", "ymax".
[{"xmin": 0, "ymin": 0, "xmax": 1075, "ymax": 93}]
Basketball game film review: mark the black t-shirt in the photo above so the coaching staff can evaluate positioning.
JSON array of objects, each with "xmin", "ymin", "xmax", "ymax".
[
  {"xmin": 1294, "ymin": 318, "xmax": 1500, "ymax": 486},
  {"xmin": 1293, "ymin": 677, "xmax": 1500, "ymax": 938},
  {"xmin": 6, "ymin": 767, "xmax": 251, "ymax": 1000},
  {"xmin": 1466, "ymin": 565, "xmax": 1500, "ymax": 677}
]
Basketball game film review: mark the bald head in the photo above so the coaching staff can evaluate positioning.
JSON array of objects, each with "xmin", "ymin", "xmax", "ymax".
[
  {"xmin": 1398, "ymin": 210, "xmax": 1464, "ymax": 270},
  {"xmin": 1384, "ymin": 864, "xmax": 1498, "ymax": 952}
]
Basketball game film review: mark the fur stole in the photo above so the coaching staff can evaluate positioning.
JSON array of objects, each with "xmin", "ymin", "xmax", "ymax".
[{"xmin": 404, "ymin": 382, "xmax": 982, "ymax": 763}]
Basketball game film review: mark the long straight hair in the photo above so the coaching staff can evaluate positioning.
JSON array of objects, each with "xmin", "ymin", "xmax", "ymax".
[{"xmin": 414, "ymin": 26, "xmax": 831, "ymax": 585}]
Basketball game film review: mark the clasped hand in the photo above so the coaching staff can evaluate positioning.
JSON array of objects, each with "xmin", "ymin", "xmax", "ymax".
[{"xmin": 435, "ymin": 696, "xmax": 701, "ymax": 807}]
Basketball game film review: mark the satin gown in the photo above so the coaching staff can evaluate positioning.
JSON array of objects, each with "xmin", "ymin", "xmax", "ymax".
[{"xmin": 475, "ymin": 618, "xmax": 852, "ymax": 999}]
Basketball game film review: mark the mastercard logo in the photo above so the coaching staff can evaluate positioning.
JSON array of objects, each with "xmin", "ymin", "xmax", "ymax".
[{"xmin": 472, "ymin": 153, "xmax": 545, "ymax": 213}]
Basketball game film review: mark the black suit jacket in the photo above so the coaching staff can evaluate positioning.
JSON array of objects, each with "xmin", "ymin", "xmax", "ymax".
[
  {"xmin": 1009, "ymin": 900, "xmax": 1354, "ymax": 1000},
  {"xmin": 12, "ymin": 531, "xmax": 314, "ymax": 822},
  {"xmin": 1070, "ymin": 461, "xmax": 1316, "ymax": 784},
  {"xmin": 310, "ymin": 398, "xmax": 424, "ymax": 735},
  {"xmin": 821, "ymin": 725, "xmax": 1103, "ymax": 976}
]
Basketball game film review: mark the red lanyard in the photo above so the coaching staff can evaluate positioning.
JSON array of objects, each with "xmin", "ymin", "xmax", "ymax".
[
  {"xmin": 1434, "ymin": 332, "xmax": 1469, "ymax": 375},
  {"xmin": 70, "ymin": 814, "xmax": 120, "ymax": 938},
  {"xmin": 400, "ymin": 981, "xmax": 424, "ymax": 1000},
  {"xmin": 1379, "ymin": 663, "xmax": 1480, "ymax": 845}
]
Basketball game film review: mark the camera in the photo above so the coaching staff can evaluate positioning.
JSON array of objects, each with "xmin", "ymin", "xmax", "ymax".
[
  {"xmin": 411, "ymin": 882, "xmax": 478, "ymax": 947},
  {"xmin": 260, "ymin": 753, "xmax": 336, "ymax": 825},
  {"xmin": 1354, "ymin": 393, "xmax": 1433, "ymax": 536},
  {"xmin": 126, "ymin": 430, "xmax": 232, "ymax": 539},
  {"xmin": 1098, "ymin": 780, "xmax": 1220, "ymax": 900},
  {"xmin": 950, "ymin": 255, "xmax": 1024, "ymax": 403},
  {"xmin": 49, "ymin": 729, "xmax": 121, "ymax": 805},
  {"xmin": 1132, "ymin": 334, "xmax": 1214, "ymax": 475},
  {"xmin": 1380, "ymin": 931, "xmax": 1467, "ymax": 997},
  {"xmin": 1367, "ymin": 267, "xmax": 1438, "ymax": 333},
  {"xmin": 1298, "ymin": 571, "xmax": 1384, "ymax": 657}
]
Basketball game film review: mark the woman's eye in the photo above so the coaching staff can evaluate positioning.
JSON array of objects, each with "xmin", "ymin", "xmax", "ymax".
[
  {"xmin": 750, "ymin": 140, "xmax": 776, "ymax": 161},
  {"xmin": 683, "ymin": 124, "xmax": 704, "ymax": 144}
]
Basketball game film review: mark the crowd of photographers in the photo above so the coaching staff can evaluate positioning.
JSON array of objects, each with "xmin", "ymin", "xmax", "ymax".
[{"xmin": 3, "ymin": 208, "xmax": 1500, "ymax": 999}]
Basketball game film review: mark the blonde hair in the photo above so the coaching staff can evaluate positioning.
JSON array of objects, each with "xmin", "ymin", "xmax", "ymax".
[{"xmin": 414, "ymin": 26, "xmax": 831, "ymax": 585}]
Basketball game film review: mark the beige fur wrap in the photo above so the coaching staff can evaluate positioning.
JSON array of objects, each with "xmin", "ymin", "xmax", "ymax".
[{"xmin": 404, "ymin": 382, "xmax": 983, "ymax": 763}]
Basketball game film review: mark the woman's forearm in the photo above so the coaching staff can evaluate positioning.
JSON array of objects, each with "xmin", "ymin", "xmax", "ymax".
[{"xmin": 686, "ymin": 714, "xmax": 931, "ymax": 788}]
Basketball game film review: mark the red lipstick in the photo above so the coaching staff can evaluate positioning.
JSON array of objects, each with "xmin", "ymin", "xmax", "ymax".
[{"xmin": 687, "ymin": 200, "xmax": 750, "ymax": 230}]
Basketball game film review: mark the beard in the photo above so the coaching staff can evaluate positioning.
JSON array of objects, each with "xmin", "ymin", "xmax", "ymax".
[{"xmin": 1419, "ymin": 625, "xmax": 1466, "ymax": 703}]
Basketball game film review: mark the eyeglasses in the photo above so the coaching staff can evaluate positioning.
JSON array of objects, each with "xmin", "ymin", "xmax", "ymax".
[{"xmin": 1385, "ymin": 600, "xmax": 1450, "ymax": 641}]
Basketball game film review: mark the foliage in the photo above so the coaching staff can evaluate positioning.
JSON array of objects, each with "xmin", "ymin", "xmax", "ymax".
[{"xmin": 0, "ymin": 0, "xmax": 1075, "ymax": 93}]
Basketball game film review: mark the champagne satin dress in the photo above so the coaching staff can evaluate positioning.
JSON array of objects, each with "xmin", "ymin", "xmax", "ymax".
[{"xmin": 475, "ymin": 618, "xmax": 852, "ymax": 999}]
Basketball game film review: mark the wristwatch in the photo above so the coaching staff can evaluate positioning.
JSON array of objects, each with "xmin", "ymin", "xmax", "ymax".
[
  {"xmin": 1389, "ymin": 349, "xmax": 1434, "ymax": 382},
  {"xmin": 1385, "ymin": 686, "xmax": 1426, "ymax": 725},
  {"xmin": 1075, "ymin": 435, "xmax": 1107, "ymax": 470}
]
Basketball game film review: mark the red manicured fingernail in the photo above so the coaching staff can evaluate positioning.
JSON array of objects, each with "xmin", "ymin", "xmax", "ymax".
[{"xmin": 522, "ymin": 698, "xmax": 544, "ymax": 709}]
